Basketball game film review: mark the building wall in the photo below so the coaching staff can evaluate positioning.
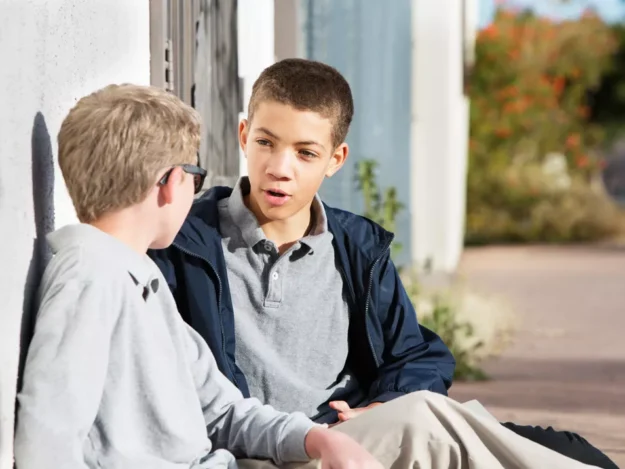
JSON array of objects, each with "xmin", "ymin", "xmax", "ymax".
[
  {"xmin": 274, "ymin": 0, "xmax": 303, "ymax": 61},
  {"xmin": 194, "ymin": 0, "xmax": 241, "ymax": 188},
  {"xmin": 0, "ymin": 1, "xmax": 150, "ymax": 466},
  {"xmin": 237, "ymin": 0, "xmax": 275, "ymax": 175},
  {"xmin": 301, "ymin": 0, "xmax": 476, "ymax": 273},
  {"xmin": 301, "ymin": 0, "xmax": 414, "ymax": 267},
  {"xmin": 410, "ymin": 0, "xmax": 476, "ymax": 274}
]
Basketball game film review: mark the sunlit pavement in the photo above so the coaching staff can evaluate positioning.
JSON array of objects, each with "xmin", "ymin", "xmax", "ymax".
[{"xmin": 450, "ymin": 245, "xmax": 625, "ymax": 467}]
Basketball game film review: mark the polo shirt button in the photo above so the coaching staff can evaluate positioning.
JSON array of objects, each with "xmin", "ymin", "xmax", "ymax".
[{"xmin": 272, "ymin": 272, "xmax": 279, "ymax": 280}]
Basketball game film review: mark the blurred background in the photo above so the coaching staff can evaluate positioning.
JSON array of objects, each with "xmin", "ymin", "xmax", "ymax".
[{"xmin": 1, "ymin": 0, "xmax": 624, "ymax": 466}]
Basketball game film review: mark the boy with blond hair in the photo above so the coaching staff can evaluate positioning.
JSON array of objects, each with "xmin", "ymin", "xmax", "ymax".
[{"xmin": 14, "ymin": 84, "xmax": 383, "ymax": 469}]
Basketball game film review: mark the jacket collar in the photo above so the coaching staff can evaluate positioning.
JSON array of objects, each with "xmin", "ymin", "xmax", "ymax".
[
  {"xmin": 173, "ymin": 186, "xmax": 394, "ymax": 265},
  {"xmin": 226, "ymin": 177, "xmax": 330, "ymax": 254}
]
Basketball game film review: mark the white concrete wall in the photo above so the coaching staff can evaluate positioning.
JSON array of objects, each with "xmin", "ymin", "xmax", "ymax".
[
  {"xmin": 410, "ymin": 0, "xmax": 477, "ymax": 274},
  {"xmin": 274, "ymin": 0, "xmax": 303, "ymax": 62},
  {"xmin": 0, "ymin": 1, "xmax": 150, "ymax": 466},
  {"xmin": 237, "ymin": 0, "xmax": 275, "ymax": 176}
]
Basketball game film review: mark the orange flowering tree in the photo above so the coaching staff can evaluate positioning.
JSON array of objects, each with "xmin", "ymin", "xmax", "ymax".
[{"xmin": 466, "ymin": 8, "xmax": 623, "ymax": 243}]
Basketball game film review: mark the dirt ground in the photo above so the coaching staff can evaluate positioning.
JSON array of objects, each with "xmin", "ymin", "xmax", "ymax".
[{"xmin": 449, "ymin": 245, "xmax": 625, "ymax": 467}]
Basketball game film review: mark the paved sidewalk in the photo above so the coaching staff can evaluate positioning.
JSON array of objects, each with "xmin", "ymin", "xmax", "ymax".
[{"xmin": 449, "ymin": 245, "xmax": 625, "ymax": 467}]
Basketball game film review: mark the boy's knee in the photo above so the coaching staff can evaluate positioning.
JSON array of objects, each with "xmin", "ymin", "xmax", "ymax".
[
  {"xmin": 399, "ymin": 390, "xmax": 446, "ymax": 411},
  {"xmin": 385, "ymin": 391, "xmax": 454, "ymax": 439},
  {"xmin": 382, "ymin": 391, "xmax": 436, "ymax": 422}
]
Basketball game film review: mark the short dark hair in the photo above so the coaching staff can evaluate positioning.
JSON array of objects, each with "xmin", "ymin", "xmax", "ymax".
[{"xmin": 248, "ymin": 58, "xmax": 354, "ymax": 148}]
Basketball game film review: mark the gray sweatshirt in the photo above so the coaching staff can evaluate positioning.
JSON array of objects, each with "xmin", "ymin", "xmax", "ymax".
[{"xmin": 14, "ymin": 224, "xmax": 316, "ymax": 469}]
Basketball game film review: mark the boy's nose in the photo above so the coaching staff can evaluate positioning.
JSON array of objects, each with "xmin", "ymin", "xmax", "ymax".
[{"xmin": 266, "ymin": 152, "xmax": 294, "ymax": 180}]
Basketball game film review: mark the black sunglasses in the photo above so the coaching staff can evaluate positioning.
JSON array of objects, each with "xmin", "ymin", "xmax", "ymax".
[{"xmin": 159, "ymin": 164, "xmax": 207, "ymax": 194}]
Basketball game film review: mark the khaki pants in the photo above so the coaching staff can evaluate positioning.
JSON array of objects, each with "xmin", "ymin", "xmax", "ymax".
[{"xmin": 238, "ymin": 391, "xmax": 600, "ymax": 469}]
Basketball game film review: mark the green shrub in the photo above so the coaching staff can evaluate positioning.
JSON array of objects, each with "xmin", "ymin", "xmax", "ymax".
[
  {"xmin": 354, "ymin": 160, "xmax": 404, "ymax": 259},
  {"xmin": 467, "ymin": 8, "xmax": 624, "ymax": 244},
  {"xmin": 404, "ymin": 280, "xmax": 489, "ymax": 382},
  {"xmin": 420, "ymin": 297, "xmax": 488, "ymax": 382},
  {"xmin": 466, "ymin": 165, "xmax": 625, "ymax": 244}
]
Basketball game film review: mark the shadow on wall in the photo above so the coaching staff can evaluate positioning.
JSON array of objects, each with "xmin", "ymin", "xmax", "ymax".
[{"xmin": 18, "ymin": 112, "xmax": 55, "ymax": 388}]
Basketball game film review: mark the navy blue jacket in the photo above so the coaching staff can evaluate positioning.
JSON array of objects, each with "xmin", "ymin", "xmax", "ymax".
[{"xmin": 148, "ymin": 187, "xmax": 455, "ymax": 409}]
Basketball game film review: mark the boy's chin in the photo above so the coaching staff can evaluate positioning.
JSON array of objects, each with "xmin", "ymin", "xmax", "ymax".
[
  {"xmin": 258, "ymin": 204, "xmax": 308, "ymax": 223},
  {"xmin": 250, "ymin": 191, "xmax": 311, "ymax": 223}
]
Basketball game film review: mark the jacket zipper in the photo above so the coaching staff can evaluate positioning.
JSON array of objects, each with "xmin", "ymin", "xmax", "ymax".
[{"xmin": 173, "ymin": 243, "xmax": 240, "ymax": 388}]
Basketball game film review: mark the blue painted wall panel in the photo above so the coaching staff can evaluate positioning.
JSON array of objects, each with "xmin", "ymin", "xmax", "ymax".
[{"xmin": 301, "ymin": 0, "xmax": 412, "ymax": 265}]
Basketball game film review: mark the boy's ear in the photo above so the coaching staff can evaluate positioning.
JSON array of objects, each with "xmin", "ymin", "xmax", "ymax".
[
  {"xmin": 158, "ymin": 166, "xmax": 184, "ymax": 206},
  {"xmin": 326, "ymin": 143, "xmax": 349, "ymax": 178},
  {"xmin": 239, "ymin": 118, "xmax": 249, "ymax": 153}
]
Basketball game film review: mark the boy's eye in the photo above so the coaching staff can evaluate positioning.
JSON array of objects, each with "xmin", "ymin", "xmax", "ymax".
[
  {"xmin": 256, "ymin": 139, "xmax": 272, "ymax": 147},
  {"xmin": 299, "ymin": 150, "xmax": 318, "ymax": 159}
]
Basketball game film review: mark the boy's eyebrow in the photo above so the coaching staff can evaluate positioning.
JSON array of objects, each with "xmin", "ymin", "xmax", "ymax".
[
  {"xmin": 256, "ymin": 127, "xmax": 326, "ymax": 151},
  {"xmin": 296, "ymin": 139, "xmax": 326, "ymax": 151},
  {"xmin": 257, "ymin": 127, "xmax": 281, "ymax": 140}
]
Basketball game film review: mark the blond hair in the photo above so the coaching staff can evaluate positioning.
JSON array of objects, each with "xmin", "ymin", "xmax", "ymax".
[{"xmin": 58, "ymin": 84, "xmax": 201, "ymax": 222}]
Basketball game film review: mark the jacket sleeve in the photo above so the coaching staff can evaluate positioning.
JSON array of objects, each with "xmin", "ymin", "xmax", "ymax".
[{"xmin": 364, "ymin": 254, "xmax": 456, "ymax": 405}]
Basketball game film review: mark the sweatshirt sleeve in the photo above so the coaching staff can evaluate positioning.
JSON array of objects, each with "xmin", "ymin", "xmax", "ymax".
[
  {"xmin": 14, "ymin": 277, "xmax": 118, "ymax": 469},
  {"xmin": 183, "ymin": 323, "xmax": 317, "ymax": 464}
]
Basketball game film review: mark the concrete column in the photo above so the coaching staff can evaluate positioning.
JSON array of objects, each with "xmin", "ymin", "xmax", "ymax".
[
  {"xmin": 274, "ymin": 0, "xmax": 303, "ymax": 61},
  {"xmin": 237, "ymin": 0, "xmax": 275, "ymax": 176},
  {"xmin": 410, "ymin": 0, "xmax": 476, "ymax": 274}
]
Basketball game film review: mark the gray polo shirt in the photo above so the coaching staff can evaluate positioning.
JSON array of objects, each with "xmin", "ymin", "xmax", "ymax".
[{"xmin": 218, "ymin": 178, "xmax": 364, "ymax": 423}]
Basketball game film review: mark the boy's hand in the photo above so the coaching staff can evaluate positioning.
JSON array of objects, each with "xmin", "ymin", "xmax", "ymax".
[
  {"xmin": 304, "ymin": 427, "xmax": 383, "ymax": 469},
  {"xmin": 329, "ymin": 401, "xmax": 383, "ymax": 424}
]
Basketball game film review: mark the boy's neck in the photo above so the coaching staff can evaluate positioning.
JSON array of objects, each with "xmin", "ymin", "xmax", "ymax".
[
  {"xmin": 245, "ymin": 194, "xmax": 314, "ymax": 254},
  {"xmin": 90, "ymin": 210, "xmax": 154, "ymax": 255}
]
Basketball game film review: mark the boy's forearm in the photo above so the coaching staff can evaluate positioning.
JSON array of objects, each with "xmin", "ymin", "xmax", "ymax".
[
  {"xmin": 206, "ymin": 396, "xmax": 316, "ymax": 463},
  {"xmin": 189, "ymin": 326, "xmax": 316, "ymax": 463}
]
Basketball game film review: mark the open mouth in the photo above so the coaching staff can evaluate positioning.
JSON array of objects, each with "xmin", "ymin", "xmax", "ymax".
[{"xmin": 266, "ymin": 189, "xmax": 288, "ymax": 198}]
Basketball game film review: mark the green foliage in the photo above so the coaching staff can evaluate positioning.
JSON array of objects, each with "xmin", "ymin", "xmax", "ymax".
[
  {"xmin": 420, "ymin": 297, "xmax": 488, "ymax": 382},
  {"xmin": 355, "ymin": 159, "xmax": 487, "ymax": 381},
  {"xmin": 466, "ymin": 165, "xmax": 625, "ymax": 244},
  {"xmin": 354, "ymin": 160, "xmax": 404, "ymax": 259},
  {"xmin": 467, "ymin": 8, "xmax": 625, "ymax": 243},
  {"xmin": 469, "ymin": 8, "xmax": 614, "ymax": 176},
  {"xmin": 589, "ymin": 24, "xmax": 625, "ymax": 144}
]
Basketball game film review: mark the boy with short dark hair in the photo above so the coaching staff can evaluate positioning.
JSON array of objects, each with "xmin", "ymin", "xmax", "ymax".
[
  {"xmin": 152, "ymin": 58, "xmax": 455, "ymax": 420},
  {"xmin": 14, "ymin": 83, "xmax": 383, "ymax": 469},
  {"xmin": 150, "ymin": 59, "xmax": 617, "ymax": 469}
]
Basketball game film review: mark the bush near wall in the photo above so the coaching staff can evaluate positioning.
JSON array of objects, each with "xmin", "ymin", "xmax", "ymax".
[
  {"xmin": 466, "ymin": 164, "xmax": 625, "ymax": 244},
  {"xmin": 466, "ymin": 8, "xmax": 625, "ymax": 244}
]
